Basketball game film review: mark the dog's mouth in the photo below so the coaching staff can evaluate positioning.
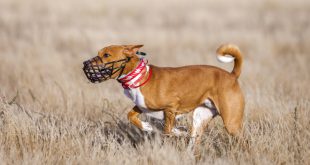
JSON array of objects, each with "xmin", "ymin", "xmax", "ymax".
[{"xmin": 83, "ymin": 56, "xmax": 130, "ymax": 83}]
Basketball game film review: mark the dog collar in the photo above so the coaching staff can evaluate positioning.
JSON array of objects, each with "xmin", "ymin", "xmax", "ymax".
[{"xmin": 118, "ymin": 58, "xmax": 152, "ymax": 89}]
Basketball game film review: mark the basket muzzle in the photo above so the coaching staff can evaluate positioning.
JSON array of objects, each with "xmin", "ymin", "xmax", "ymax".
[{"xmin": 83, "ymin": 56, "xmax": 129, "ymax": 83}]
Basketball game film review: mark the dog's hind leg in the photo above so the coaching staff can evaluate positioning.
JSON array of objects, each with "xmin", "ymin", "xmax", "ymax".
[
  {"xmin": 128, "ymin": 106, "xmax": 153, "ymax": 132},
  {"xmin": 219, "ymin": 88, "xmax": 245, "ymax": 136},
  {"xmin": 188, "ymin": 106, "xmax": 217, "ymax": 159}
]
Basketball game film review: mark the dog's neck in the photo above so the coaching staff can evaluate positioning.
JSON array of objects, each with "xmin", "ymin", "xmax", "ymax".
[{"xmin": 117, "ymin": 58, "xmax": 152, "ymax": 89}]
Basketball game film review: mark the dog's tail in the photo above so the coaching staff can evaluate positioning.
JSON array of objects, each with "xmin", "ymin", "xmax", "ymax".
[{"xmin": 216, "ymin": 44, "xmax": 243, "ymax": 78}]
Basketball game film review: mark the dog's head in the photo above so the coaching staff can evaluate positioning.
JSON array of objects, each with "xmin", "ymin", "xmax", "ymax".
[{"xmin": 83, "ymin": 45, "xmax": 144, "ymax": 83}]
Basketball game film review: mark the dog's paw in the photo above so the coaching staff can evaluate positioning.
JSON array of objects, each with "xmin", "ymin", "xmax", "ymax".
[
  {"xmin": 172, "ymin": 127, "xmax": 188, "ymax": 136},
  {"xmin": 141, "ymin": 121, "xmax": 153, "ymax": 132}
]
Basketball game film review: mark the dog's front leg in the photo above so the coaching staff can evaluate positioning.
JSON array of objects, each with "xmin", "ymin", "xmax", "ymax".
[
  {"xmin": 163, "ymin": 110, "xmax": 176, "ymax": 134},
  {"xmin": 127, "ymin": 106, "xmax": 153, "ymax": 132}
]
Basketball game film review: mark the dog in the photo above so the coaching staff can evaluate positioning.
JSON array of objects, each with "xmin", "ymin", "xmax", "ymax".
[{"xmin": 83, "ymin": 44, "xmax": 244, "ymax": 155}]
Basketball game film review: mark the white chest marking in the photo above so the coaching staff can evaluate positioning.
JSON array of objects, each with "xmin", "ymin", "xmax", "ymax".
[
  {"xmin": 124, "ymin": 87, "xmax": 147, "ymax": 109},
  {"xmin": 124, "ymin": 87, "xmax": 164, "ymax": 120},
  {"xmin": 124, "ymin": 88, "xmax": 183, "ymax": 120}
]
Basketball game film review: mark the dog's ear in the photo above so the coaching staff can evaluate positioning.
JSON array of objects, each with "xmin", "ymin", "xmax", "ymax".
[{"xmin": 123, "ymin": 45, "xmax": 144, "ymax": 57}]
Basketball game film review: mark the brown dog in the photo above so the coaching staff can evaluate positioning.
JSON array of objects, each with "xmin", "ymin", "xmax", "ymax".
[{"xmin": 83, "ymin": 44, "xmax": 244, "ymax": 153}]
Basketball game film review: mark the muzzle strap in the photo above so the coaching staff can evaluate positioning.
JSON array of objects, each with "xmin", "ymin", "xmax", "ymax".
[{"xmin": 136, "ymin": 51, "xmax": 147, "ymax": 56}]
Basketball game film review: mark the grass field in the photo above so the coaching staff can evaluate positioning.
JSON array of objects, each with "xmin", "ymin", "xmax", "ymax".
[{"xmin": 0, "ymin": 0, "xmax": 310, "ymax": 164}]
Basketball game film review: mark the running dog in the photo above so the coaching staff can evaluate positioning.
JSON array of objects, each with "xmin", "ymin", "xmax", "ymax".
[{"xmin": 83, "ymin": 44, "xmax": 244, "ymax": 154}]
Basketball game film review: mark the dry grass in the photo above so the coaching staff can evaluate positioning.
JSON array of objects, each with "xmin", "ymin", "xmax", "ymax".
[{"xmin": 0, "ymin": 0, "xmax": 310, "ymax": 164}]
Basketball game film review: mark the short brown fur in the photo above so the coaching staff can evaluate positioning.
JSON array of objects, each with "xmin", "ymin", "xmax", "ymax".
[{"xmin": 95, "ymin": 44, "xmax": 245, "ymax": 156}]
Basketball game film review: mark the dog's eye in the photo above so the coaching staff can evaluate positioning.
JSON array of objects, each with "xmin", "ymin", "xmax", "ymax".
[{"xmin": 103, "ymin": 53, "xmax": 111, "ymax": 58}]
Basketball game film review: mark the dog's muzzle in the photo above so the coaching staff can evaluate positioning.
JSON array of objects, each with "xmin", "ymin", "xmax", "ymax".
[{"xmin": 83, "ymin": 56, "xmax": 129, "ymax": 83}]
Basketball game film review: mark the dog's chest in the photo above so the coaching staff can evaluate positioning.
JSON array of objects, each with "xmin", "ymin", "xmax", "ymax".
[
  {"xmin": 124, "ymin": 88, "xmax": 147, "ymax": 109},
  {"xmin": 124, "ymin": 88, "xmax": 165, "ymax": 120}
]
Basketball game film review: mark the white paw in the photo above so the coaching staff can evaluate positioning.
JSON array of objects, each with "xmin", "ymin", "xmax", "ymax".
[
  {"xmin": 172, "ymin": 127, "xmax": 187, "ymax": 136},
  {"xmin": 141, "ymin": 121, "xmax": 153, "ymax": 132}
]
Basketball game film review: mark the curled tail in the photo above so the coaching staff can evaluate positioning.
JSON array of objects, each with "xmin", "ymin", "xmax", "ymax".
[{"xmin": 216, "ymin": 44, "xmax": 243, "ymax": 78}]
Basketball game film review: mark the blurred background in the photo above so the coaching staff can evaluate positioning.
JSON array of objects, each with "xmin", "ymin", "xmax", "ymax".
[
  {"xmin": 0, "ymin": 0, "xmax": 309, "ymax": 163},
  {"xmin": 1, "ymin": 0, "xmax": 309, "ymax": 117}
]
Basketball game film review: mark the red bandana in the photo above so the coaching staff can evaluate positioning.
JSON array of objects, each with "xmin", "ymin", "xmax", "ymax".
[{"xmin": 118, "ymin": 58, "xmax": 152, "ymax": 89}]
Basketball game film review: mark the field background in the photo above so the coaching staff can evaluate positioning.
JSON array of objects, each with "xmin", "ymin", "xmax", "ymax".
[{"xmin": 0, "ymin": 0, "xmax": 310, "ymax": 164}]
